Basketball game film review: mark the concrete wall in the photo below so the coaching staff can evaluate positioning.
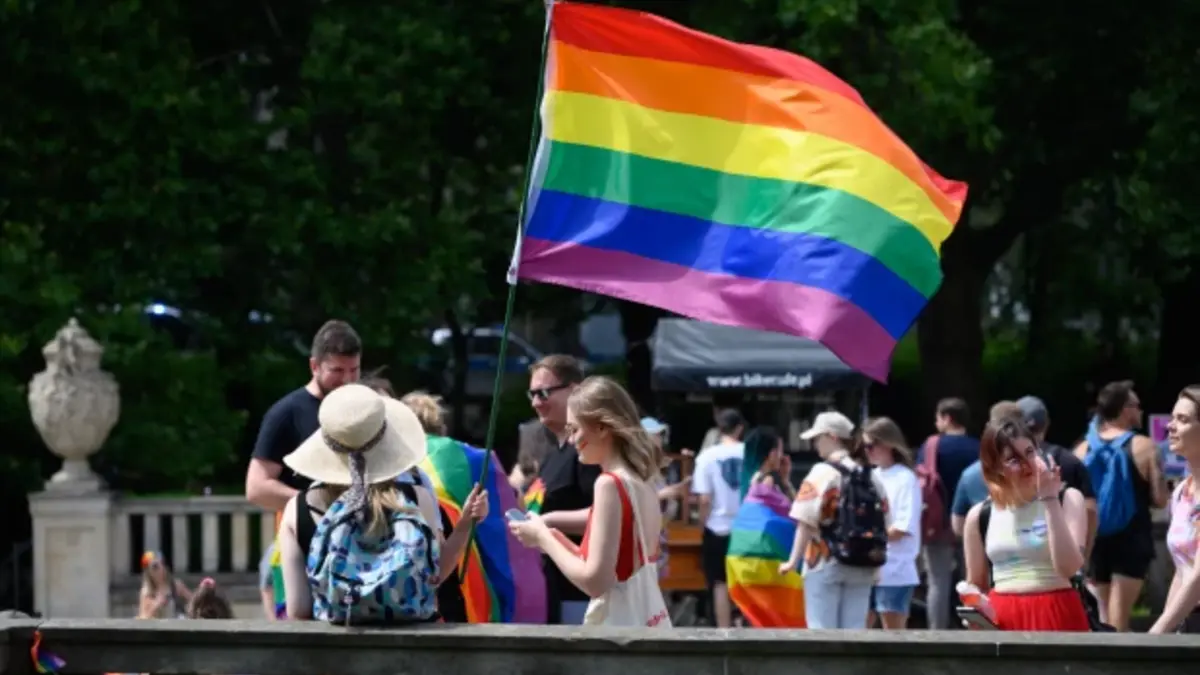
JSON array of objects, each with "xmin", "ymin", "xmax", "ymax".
[{"xmin": 2, "ymin": 619, "xmax": 1199, "ymax": 675}]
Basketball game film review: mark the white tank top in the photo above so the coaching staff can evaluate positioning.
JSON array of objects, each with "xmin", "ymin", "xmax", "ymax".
[{"xmin": 985, "ymin": 500, "xmax": 1070, "ymax": 593}]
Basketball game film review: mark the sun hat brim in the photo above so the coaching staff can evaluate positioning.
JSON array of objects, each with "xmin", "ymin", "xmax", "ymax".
[{"xmin": 284, "ymin": 394, "xmax": 428, "ymax": 486}]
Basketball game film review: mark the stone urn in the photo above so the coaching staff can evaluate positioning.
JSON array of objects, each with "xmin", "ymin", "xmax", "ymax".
[{"xmin": 28, "ymin": 318, "xmax": 121, "ymax": 492}]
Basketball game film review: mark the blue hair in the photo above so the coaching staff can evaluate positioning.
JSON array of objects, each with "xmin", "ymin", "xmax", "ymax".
[{"xmin": 740, "ymin": 426, "xmax": 782, "ymax": 501}]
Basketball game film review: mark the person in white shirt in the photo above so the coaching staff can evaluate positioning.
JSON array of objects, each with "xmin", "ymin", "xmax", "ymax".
[
  {"xmin": 691, "ymin": 408, "xmax": 746, "ymax": 628},
  {"xmin": 780, "ymin": 410, "xmax": 893, "ymax": 629},
  {"xmin": 862, "ymin": 417, "xmax": 922, "ymax": 629}
]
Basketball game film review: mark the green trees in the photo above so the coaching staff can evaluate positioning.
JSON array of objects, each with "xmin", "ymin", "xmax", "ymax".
[{"xmin": 1, "ymin": 0, "xmax": 1196, "ymax": 493}]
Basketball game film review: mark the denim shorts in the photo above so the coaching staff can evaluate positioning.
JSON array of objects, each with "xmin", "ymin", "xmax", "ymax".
[{"xmin": 870, "ymin": 585, "xmax": 916, "ymax": 614}]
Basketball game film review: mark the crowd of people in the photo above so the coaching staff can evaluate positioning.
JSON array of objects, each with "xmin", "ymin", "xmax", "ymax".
[{"xmin": 120, "ymin": 319, "xmax": 1199, "ymax": 634}]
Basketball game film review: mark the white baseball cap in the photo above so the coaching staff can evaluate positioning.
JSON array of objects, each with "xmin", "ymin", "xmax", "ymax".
[{"xmin": 800, "ymin": 411, "xmax": 855, "ymax": 440}]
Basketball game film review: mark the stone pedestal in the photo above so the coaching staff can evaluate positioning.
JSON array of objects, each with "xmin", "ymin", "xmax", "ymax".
[{"xmin": 28, "ymin": 490, "xmax": 114, "ymax": 618}]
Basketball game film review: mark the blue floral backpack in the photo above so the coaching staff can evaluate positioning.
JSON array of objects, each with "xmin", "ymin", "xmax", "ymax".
[{"xmin": 306, "ymin": 482, "xmax": 440, "ymax": 625}]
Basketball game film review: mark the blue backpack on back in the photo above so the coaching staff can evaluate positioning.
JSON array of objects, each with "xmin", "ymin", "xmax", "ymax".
[
  {"xmin": 307, "ymin": 483, "xmax": 440, "ymax": 625},
  {"xmin": 1083, "ymin": 419, "xmax": 1137, "ymax": 538}
]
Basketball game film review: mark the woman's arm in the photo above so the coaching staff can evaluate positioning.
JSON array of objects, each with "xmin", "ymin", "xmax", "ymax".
[
  {"xmin": 1043, "ymin": 488, "xmax": 1086, "ymax": 579},
  {"xmin": 539, "ymin": 475, "xmax": 621, "ymax": 598},
  {"xmin": 1151, "ymin": 552, "xmax": 1200, "ymax": 633},
  {"xmin": 173, "ymin": 578, "xmax": 193, "ymax": 603},
  {"xmin": 779, "ymin": 522, "xmax": 816, "ymax": 573},
  {"xmin": 540, "ymin": 508, "xmax": 591, "ymax": 534},
  {"xmin": 280, "ymin": 496, "xmax": 313, "ymax": 620},
  {"xmin": 962, "ymin": 502, "xmax": 990, "ymax": 590}
]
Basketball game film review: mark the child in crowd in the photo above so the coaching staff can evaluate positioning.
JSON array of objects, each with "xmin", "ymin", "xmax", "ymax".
[{"xmin": 187, "ymin": 578, "xmax": 234, "ymax": 619}]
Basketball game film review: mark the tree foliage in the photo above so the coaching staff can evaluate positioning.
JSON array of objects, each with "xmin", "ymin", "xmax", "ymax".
[{"xmin": 1, "ymin": 0, "xmax": 1197, "ymax": 508}]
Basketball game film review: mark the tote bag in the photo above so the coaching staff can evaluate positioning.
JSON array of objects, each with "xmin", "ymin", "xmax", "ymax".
[{"xmin": 583, "ymin": 474, "xmax": 672, "ymax": 628}]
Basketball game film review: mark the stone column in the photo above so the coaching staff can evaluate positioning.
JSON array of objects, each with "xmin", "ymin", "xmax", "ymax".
[
  {"xmin": 26, "ymin": 319, "xmax": 121, "ymax": 618},
  {"xmin": 28, "ymin": 492, "xmax": 113, "ymax": 618}
]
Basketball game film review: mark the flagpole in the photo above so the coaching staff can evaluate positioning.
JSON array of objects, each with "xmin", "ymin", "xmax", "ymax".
[{"xmin": 460, "ymin": 0, "xmax": 555, "ymax": 577}]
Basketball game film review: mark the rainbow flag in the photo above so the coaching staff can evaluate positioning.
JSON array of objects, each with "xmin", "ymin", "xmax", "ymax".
[
  {"xmin": 420, "ymin": 436, "xmax": 547, "ymax": 623},
  {"xmin": 522, "ymin": 477, "xmax": 545, "ymax": 515},
  {"xmin": 726, "ymin": 483, "xmax": 805, "ymax": 627},
  {"xmin": 512, "ymin": 2, "xmax": 968, "ymax": 382},
  {"xmin": 269, "ymin": 538, "xmax": 286, "ymax": 619}
]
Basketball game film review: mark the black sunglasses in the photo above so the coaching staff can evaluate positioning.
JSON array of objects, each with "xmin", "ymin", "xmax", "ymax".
[{"xmin": 527, "ymin": 384, "xmax": 570, "ymax": 402}]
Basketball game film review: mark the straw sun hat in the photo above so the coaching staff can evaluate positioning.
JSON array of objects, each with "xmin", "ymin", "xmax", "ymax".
[{"xmin": 285, "ymin": 384, "xmax": 428, "ymax": 486}]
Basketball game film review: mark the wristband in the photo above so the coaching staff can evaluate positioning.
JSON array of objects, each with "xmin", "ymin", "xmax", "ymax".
[{"xmin": 1039, "ymin": 495, "xmax": 1059, "ymax": 503}]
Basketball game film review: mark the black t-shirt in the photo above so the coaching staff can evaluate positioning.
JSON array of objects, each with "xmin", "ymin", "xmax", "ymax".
[
  {"xmin": 251, "ymin": 387, "xmax": 321, "ymax": 491},
  {"xmin": 538, "ymin": 441, "xmax": 602, "ymax": 607},
  {"xmin": 1043, "ymin": 442, "xmax": 1095, "ymax": 500}
]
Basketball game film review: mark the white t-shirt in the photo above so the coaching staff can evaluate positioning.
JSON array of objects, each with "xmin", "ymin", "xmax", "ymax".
[
  {"xmin": 691, "ymin": 442, "xmax": 745, "ymax": 536},
  {"xmin": 788, "ymin": 452, "xmax": 894, "ymax": 575},
  {"xmin": 874, "ymin": 464, "xmax": 922, "ymax": 587}
]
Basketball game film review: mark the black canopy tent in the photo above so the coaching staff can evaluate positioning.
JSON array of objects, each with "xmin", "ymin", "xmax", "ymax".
[{"xmin": 651, "ymin": 318, "xmax": 871, "ymax": 393}]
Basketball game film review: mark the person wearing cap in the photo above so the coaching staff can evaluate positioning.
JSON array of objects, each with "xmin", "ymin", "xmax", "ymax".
[
  {"xmin": 276, "ymin": 384, "xmax": 488, "ymax": 620},
  {"xmin": 781, "ymin": 410, "xmax": 892, "ymax": 629},
  {"xmin": 1016, "ymin": 396, "xmax": 1096, "ymax": 554},
  {"xmin": 691, "ymin": 408, "xmax": 746, "ymax": 627}
]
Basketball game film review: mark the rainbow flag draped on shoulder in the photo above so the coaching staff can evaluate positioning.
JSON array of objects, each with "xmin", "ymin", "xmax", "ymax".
[
  {"xmin": 421, "ymin": 435, "xmax": 548, "ymax": 624},
  {"xmin": 511, "ymin": 2, "xmax": 968, "ymax": 381},
  {"xmin": 726, "ymin": 483, "xmax": 805, "ymax": 627}
]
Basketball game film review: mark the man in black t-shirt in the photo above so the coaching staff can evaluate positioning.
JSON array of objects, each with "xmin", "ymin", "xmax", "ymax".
[
  {"xmin": 1016, "ymin": 396, "xmax": 1097, "ymax": 550},
  {"xmin": 525, "ymin": 354, "xmax": 600, "ymax": 625},
  {"xmin": 245, "ymin": 320, "xmax": 362, "ymax": 512}
]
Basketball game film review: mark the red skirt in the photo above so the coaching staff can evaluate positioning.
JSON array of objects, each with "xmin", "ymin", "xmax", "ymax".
[{"xmin": 987, "ymin": 587, "xmax": 1090, "ymax": 632}]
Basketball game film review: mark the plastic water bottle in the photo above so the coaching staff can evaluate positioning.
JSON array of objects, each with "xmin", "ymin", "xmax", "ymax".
[{"xmin": 956, "ymin": 581, "xmax": 997, "ymax": 622}]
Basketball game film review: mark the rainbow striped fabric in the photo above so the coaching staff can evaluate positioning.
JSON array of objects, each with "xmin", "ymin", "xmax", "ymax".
[
  {"xmin": 421, "ymin": 436, "xmax": 547, "ymax": 623},
  {"xmin": 514, "ymin": 2, "xmax": 968, "ymax": 381},
  {"xmin": 522, "ymin": 477, "xmax": 546, "ymax": 515},
  {"xmin": 726, "ymin": 483, "xmax": 805, "ymax": 627}
]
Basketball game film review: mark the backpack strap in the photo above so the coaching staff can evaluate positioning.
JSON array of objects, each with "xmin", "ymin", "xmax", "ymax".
[
  {"xmin": 395, "ymin": 482, "xmax": 439, "ymax": 574},
  {"xmin": 295, "ymin": 484, "xmax": 324, "ymax": 556},
  {"xmin": 923, "ymin": 435, "xmax": 940, "ymax": 475}
]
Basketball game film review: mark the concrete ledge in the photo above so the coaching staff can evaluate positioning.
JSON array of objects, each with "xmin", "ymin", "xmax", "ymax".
[{"xmin": 2, "ymin": 619, "xmax": 1198, "ymax": 675}]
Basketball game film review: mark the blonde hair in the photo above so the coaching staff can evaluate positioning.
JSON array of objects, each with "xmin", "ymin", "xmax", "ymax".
[
  {"xmin": 862, "ymin": 416, "xmax": 913, "ymax": 468},
  {"xmin": 567, "ymin": 376, "xmax": 665, "ymax": 481},
  {"xmin": 318, "ymin": 483, "xmax": 412, "ymax": 538},
  {"xmin": 990, "ymin": 400, "xmax": 1022, "ymax": 423},
  {"xmin": 139, "ymin": 550, "xmax": 172, "ymax": 597},
  {"xmin": 401, "ymin": 390, "xmax": 448, "ymax": 436}
]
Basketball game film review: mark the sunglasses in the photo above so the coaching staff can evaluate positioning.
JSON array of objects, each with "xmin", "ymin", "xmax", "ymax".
[{"xmin": 527, "ymin": 384, "xmax": 570, "ymax": 402}]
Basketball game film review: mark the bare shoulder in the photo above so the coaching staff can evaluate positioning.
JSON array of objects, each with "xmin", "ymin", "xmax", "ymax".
[
  {"xmin": 593, "ymin": 473, "xmax": 619, "ymax": 496},
  {"xmin": 965, "ymin": 500, "xmax": 986, "ymax": 527},
  {"xmin": 1130, "ymin": 434, "xmax": 1159, "ymax": 458},
  {"xmin": 1062, "ymin": 487, "xmax": 1086, "ymax": 509}
]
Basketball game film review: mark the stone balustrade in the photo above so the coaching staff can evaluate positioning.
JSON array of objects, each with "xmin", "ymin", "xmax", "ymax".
[
  {"xmin": 30, "ymin": 492, "xmax": 272, "ymax": 619},
  {"xmin": 1, "ymin": 619, "xmax": 1198, "ymax": 675}
]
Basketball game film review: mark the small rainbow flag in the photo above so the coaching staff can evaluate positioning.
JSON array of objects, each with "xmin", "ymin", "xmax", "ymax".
[
  {"xmin": 421, "ymin": 436, "xmax": 547, "ymax": 623},
  {"xmin": 522, "ymin": 477, "xmax": 545, "ymax": 515},
  {"xmin": 31, "ymin": 632, "xmax": 65, "ymax": 674},
  {"xmin": 269, "ymin": 538, "xmax": 286, "ymax": 619},
  {"xmin": 726, "ymin": 483, "xmax": 805, "ymax": 627},
  {"xmin": 512, "ymin": 2, "xmax": 968, "ymax": 382}
]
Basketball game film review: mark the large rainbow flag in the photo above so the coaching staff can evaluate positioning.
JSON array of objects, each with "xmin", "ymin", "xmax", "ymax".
[
  {"xmin": 421, "ymin": 435, "xmax": 548, "ymax": 624},
  {"xmin": 512, "ymin": 2, "xmax": 968, "ymax": 381},
  {"xmin": 726, "ymin": 482, "xmax": 805, "ymax": 627}
]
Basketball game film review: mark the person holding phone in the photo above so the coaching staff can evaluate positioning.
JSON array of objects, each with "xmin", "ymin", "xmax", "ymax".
[{"xmin": 962, "ymin": 418, "xmax": 1090, "ymax": 631}]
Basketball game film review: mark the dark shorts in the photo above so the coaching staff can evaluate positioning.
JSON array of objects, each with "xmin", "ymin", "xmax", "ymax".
[
  {"xmin": 1088, "ymin": 530, "xmax": 1154, "ymax": 583},
  {"xmin": 701, "ymin": 528, "xmax": 731, "ymax": 587}
]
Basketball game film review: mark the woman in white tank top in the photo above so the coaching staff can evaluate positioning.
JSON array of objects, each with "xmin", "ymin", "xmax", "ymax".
[{"xmin": 963, "ymin": 419, "xmax": 1090, "ymax": 631}]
